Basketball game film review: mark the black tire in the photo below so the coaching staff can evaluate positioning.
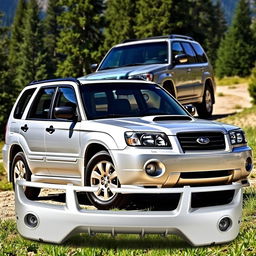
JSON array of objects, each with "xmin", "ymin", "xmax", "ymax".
[
  {"xmin": 11, "ymin": 152, "xmax": 40, "ymax": 200},
  {"xmin": 196, "ymin": 86, "xmax": 214, "ymax": 118},
  {"xmin": 85, "ymin": 151, "xmax": 128, "ymax": 210}
]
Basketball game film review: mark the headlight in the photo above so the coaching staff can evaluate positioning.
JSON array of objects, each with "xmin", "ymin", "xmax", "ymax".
[
  {"xmin": 128, "ymin": 73, "xmax": 153, "ymax": 81},
  {"xmin": 124, "ymin": 132, "xmax": 171, "ymax": 147},
  {"xmin": 228, "ymin": 129, "xmax": 247, "ymax": 145}
]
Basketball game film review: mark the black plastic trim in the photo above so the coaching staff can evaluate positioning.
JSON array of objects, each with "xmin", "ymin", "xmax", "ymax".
[{"xmin": 28, "ymin": 77, "xmax": 81, "ymax": 86}]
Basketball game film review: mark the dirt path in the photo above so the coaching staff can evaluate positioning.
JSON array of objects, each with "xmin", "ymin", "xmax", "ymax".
[
  {"xmin": 0, "ymin": 83, "xmax": 254, "ymax": 220},
  {"xmin": 212, "ymin": 83, "xmax": 252, "ymax": 116}
]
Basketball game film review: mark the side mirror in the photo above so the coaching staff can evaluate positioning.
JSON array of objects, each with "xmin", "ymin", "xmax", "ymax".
[
  {"xmin": 184, "ymin": 104, "xmax": 196, "ymax": 116},
  {"xmin": 174, "ymin": 54, "xmax": 188, "ymax": 64},
  {"xmin": 90, "ymin": 63, "xmax": 98, "ymax": 72},
  {"xmin": 54, "ymin": 106, "xmax": 76, "ymax": 120}
]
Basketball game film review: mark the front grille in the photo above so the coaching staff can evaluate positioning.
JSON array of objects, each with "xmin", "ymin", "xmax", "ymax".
[
  {"xmin": 177, "ymin": 132, "xmax": 225, "ymax": 152},
  {"xmin": 180, "ymin": 170, "xmax": 232, "ymax": 179}
]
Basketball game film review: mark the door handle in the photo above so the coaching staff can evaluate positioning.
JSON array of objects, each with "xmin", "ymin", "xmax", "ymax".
[
  {"xmin": 21, "ymin": 124, "xmax": 28, "ymax": 132},
  {"xmin": 46, "ymin": 125, "xmax": 55, "ymax": 134}
]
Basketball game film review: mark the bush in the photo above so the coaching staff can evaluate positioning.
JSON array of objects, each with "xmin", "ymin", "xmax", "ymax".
[{"xmin": 249, "ymin": 66, "xmax": 256, "ymax": 105}]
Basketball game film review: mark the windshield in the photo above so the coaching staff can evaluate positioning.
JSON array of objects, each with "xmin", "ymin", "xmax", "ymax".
[
  {"xmin": 99, "ymin": 42, "xmax": 168, "ymax": 70},
  {"xmin": 80, "ymin": 83, "xmax": 188, "ymax": 120}
]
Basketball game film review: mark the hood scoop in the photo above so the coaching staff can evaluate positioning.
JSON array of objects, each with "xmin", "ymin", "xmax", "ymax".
[{"xmin": 152, "ymin": 115, "xmax": 193, "ymax": 122}]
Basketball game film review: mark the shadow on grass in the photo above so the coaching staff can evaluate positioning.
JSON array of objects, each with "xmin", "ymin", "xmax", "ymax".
[
  {"xmin": 64, "ymin": 233, "xmax": 192, "ymax": 249},
  {"xmin": 206, "ymin": 112, "xmax": 237, "ymax": 121}
]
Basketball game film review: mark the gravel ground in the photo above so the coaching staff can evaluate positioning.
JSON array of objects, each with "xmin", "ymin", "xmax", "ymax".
[{"xmin": 0, "ymin": 83, "xmax": 254, "ymax": 220}]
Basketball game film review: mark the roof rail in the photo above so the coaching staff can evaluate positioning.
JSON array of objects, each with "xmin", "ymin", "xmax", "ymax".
[
  {"xmin": 122, "ymin": 34, "xmax": 194, "ymax": 44},
  {"xmin": 28, "ymin": 77, "xmax": 81, "ymax": 86}
]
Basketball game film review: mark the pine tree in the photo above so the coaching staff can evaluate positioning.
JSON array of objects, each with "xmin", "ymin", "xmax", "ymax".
[
  {"xmin": 44, "ymin": 0, "xmax": 63, "ymax": 78},
  {"xmin": 0, "ymin": 13, "xmax": 12, "ymax": 136},
  {"xmin": 17, "ymin": 0, "xmax": 47, "ymax": 87},
  {"xmin": 135, "ymin": 0, "xmax": 171, "ymax": 38},
  {"xmin": 8, "ymin": 0, "xmax": 27, "ymax": 91},
  {"xmin": 103, "ymin": 0, "xmax": 137, "ymax": 54},
  {"xmin": 216, "ymin": 0, "xmax": 254, "ymax": 78},
  {"xmin": 56, "ymin": 0, "xmax": 104, "ymax": 77}
]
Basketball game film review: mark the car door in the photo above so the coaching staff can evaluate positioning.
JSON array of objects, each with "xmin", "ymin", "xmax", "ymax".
[
  {"xmin": 22, "ymin": 87, "xmax": 56, "ymax": 175},
  {"xmin": 170, "ymin": 41, "xmax": 193, "ymax": 99},
  {"xmin": 191, "ymin": 42, "xmax": 209, "ymax": 97},
  {"xmin": 181, "ymin": 42, "xmax": 202, "ymax": 98},
  {"xmin": 44, "ymin": 86, "xmax": 81, "ymax": 180}
]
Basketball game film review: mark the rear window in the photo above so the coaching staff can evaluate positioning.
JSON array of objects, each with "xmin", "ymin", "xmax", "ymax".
[
  {"xmin": 192, "ymin": 43, "xmax": 207, "ymax": 63},
  {"xmin": 13, "ymin": 88, "xmax": 36, "ymax": 119}
]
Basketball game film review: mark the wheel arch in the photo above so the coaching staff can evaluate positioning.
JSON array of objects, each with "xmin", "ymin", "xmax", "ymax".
[
  {"xmin": 162, "ymin": 80, "xmax": 176, "ymax": 98},
  {"xmin": 84, "ymin": 143, "xmax": 109, "ymax": 170},
  {"xmin": 204, "ymin": 78, "xmax": 215, "ymax": 104},
  {"xmin": 9, "ymin": 144, "xmax": 24, "ymax": 182}
]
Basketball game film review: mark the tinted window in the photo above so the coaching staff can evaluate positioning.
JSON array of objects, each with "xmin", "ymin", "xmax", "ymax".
[
  {"xmin": 99, "ymin": 42, "xmax": 168, "ymax": 70},
  {"xmin": 28, "ymin": 88, "xmax": 55, "ymax": 119},
  {"xmin": 80, "ymin": 83, "xmax": 188, "ymax": 120},
  {"xmin": 181, "ymin": 42, "xmax": 197, "ymax": 64},
  {"xmin": 172, "ymin": 42, "xmax": 185, "ymax": 57},
  {"xmin": 14, "ymin": 88, "xmax": 36, "ymax": 119},
  {"xmin": 192, "ymin": 43, "xmax": 207, "ymax": 63},
  {"xmin": 53, "ymin": 87, "xmax": 78, "ymax": 119}
]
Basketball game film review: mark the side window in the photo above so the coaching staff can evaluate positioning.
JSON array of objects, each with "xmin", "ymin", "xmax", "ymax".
[
  {"xmin": 181, "ymin": 42, "xmax": 197, "ymax": 64},
  {"xmin": 172, "ymin": 42, "xmax": 185, "ymax": 62},
  {"xmin": 13, "ymin": 88, "xmax": 36, "ymax": 119},
  {"xmin": 53, "ymin": 87, "xmax": 78, "ymax": 119},
  {"xmin": 28, "ymin": 88, "xmax": 55, "ymax": 119},
  {"xmin": 192, "ymin": 43, "xmax": 207, "ymax": 63}
]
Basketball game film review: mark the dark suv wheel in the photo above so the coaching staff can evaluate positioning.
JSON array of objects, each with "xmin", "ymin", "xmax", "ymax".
[
  {"xmin": 196, "ymin": 86, "xmax": 214, "ymax": 118},
  {"xmin": 11, "ymin": 152, "xmax": 40, "ymax": 199},
  {"xmin": 85, "ymin": 151, "xmax": 127, "ymax": 210}
]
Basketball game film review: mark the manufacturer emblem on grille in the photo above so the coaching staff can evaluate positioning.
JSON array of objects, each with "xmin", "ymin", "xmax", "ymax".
[{"xmin": 196, "ymin": 136, "xmax": 210, "ymax": 145}]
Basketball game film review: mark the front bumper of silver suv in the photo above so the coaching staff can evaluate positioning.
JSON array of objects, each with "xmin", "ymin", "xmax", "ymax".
[
  {"xmin": 112, "ymin": 145, "xmax": 252, "ymax": 187},
  {"xmin": 16, "ymin": 180, "xmax": 243, "ymax": 246}
]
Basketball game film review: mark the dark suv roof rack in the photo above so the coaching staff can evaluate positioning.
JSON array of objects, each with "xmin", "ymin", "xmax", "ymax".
[
  {"xmin": 122, "ymin": 34, "xmax": 194, "ymax": 44},
  {"xmin": 28, "ymin": 77, "xmax": 81, "ymax": 86}
]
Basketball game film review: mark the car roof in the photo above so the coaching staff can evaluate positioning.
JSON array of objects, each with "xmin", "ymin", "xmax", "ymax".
[{"xmin": 26, "ymin": 78, "xmax": 157, "ymax": 87}]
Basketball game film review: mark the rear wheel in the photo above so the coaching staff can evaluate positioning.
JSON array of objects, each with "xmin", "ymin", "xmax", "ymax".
[
  {"xmin": 196, "ymin": 86, "xmax": 214, "ymax": 118},
  {"xmin": 85, "ymin": 151, "xmax": 127, "ymax": 209},
  {"xmin": 11, "ymin": 152, "xmax": 40, "ymax": 199}
]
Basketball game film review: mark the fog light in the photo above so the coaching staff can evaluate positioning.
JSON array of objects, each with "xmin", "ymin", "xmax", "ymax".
[
  {"xmin": 218, "ymin": 217, "xmax": 232, "ymax": 232},
  {"xmin": 144, "ymin": 160, "xmax": 165, "ymax": 177},
  {"xmin": 245, "ymin": 157, "xmax": 253, "ymax": 172},
  {"xmin": 25, "ymin": 213, "xmax": 39, "ymax": 228}
]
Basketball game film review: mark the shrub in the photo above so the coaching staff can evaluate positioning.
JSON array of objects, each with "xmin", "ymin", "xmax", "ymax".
[{"xmin": 249, "ymin": 66, "xmax": 256, "ymax": 105}]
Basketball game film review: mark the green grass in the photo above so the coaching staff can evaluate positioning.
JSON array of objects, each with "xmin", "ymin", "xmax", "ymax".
[{"xmin": 216, "ymin": 76, "xmax": 250, "ymax": 86}]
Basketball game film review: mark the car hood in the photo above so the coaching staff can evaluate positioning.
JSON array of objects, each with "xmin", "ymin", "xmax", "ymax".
[
  {"xmin": 92, "ymin": 116, "xmax": 238, "ymax": 136},
  {"xmin": 81, "ymin": 64, "xmax": 167, "ymax": 80}
]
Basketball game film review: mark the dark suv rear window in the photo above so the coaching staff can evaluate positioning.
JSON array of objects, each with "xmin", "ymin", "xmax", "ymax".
[
  {"xmin": 14, "ymin": 88, "xmax": 36, "ymax": 119},
  {"xmin": 192, "ymin": 43, "xmax": 207, "ymax": 63}
]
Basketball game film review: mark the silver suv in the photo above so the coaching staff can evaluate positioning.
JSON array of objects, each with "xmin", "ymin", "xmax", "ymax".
[
  {"xmin": 3, "ymin": 79, "xmax": 252, "ymax": 210},
  {"xmin": 84, "ymin": 35, "xmax": 216, "ymax": 118}
]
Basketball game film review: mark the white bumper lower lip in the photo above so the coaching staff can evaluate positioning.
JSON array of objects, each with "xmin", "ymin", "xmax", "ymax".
[{"xmin": 15, "ymin": 181, "xmax": 243, "ymax": 246}]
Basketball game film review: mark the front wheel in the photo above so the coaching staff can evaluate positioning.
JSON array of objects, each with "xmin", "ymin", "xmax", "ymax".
[
  {"xmin": 11, "ymin": 152, "xmax": 40, "ymax": 199},
  {"xmin": 196, "ymin": 86, "xmax": 214, "ymax": 118},
  {"xmin": 85, "ymin": 151, "xmax": 128, "ymax": 210}
]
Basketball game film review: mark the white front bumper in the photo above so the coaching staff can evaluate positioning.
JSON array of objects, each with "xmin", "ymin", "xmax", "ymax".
[{"xmin": 15, "ymin": 181, "xmax": 243, "ymax": 246}]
